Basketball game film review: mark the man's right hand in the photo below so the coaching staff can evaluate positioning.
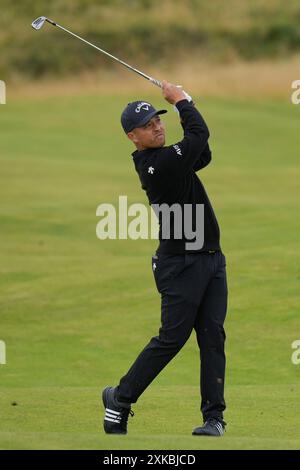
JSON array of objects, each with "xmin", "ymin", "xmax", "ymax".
[{"xmin": 162, "ymin": 80, "xmax": 187, "ymax": 105}]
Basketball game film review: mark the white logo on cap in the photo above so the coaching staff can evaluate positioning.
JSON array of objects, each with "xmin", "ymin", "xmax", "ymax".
[{"xmin": 135, "ymin": 102, "xmax": 151, "ymax": 113}]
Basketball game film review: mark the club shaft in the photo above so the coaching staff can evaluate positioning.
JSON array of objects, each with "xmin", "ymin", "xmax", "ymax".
[{"xmin": 45, "ymin": 19, "xmax": 162, "ymax": 88}]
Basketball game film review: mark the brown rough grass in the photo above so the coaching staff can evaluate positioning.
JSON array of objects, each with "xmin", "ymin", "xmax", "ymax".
[{"xmin": 9, "ymin": 55, "xmax": 300, "ymax": 100}]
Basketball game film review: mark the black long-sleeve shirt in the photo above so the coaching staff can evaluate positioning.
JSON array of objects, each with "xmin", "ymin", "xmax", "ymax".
[{"xmin": 132, "ymin": 99, "xmax": 221, "ymax": 254}]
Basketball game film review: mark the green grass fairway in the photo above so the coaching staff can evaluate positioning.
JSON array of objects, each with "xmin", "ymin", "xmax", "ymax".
[{"xmin": 0, "ymin": 92, "xmax": 299, "ymax": 450}]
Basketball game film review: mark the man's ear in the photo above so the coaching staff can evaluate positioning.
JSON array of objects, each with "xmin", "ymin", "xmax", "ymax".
[{"xmin": 127, "ymin": 131, "xmax": 138, "ymax": 144}]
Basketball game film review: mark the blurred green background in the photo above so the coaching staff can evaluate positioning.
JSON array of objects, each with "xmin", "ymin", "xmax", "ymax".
[
  {"xmin": 1, "ymin": 0, "xmax": 300, "ymax": 79},
  {"xmin": 0, "ymin": 0, "xmax": 300, "ymax": 451}
]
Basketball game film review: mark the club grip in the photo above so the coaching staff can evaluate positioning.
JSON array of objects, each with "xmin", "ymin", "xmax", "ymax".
[{"xmin": 150, "ymin": 78, "xmax": 162, "ymax": 88}]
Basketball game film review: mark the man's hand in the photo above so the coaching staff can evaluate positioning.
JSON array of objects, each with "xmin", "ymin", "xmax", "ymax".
[{"xmin": 162, "ymin": 80, "xmax": 187, "ymax": 105}]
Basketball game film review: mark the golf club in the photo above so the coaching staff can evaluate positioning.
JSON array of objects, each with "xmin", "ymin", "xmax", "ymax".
[{"xmin": 31, "ymin": 16, "xmax": 162, "ymax": 88}]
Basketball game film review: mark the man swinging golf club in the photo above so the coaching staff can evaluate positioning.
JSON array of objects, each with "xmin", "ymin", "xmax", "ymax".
[
  {"xmin": 102, "ymin": 81, "xmax": 228, "ymax": 437},
  {"xmin": 30, "ymin": 15, "xmax": 228, "ymax": 437}
]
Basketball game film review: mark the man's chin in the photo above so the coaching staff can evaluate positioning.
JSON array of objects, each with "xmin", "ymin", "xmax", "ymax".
[{"xmin": 153, "ymin": 137, "xmax": 165, "ymax": 148}]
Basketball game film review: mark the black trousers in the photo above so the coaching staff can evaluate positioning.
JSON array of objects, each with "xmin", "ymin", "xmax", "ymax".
[{"xmin": 116, "ymin": 250, "xmax": 228, "ymax": 421}]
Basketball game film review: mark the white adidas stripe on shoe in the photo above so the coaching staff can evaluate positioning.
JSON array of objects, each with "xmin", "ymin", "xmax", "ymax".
[
  {"xmin": 214, "ymin": 421, "xmax": 224, "ymax": 435},
  {"xmin": 105, "ymin": 416, "xmax": 121, "ymax": 423},
  {"xmin": 105, "ymin": 408, "xmax": 122, "ymax": 423},
  {"xmin": 106, "ymin": 411, "xmax": 120, "ymax": 419},
  {"xmin": 106, "ymin": 408, "xmax": 121, "ymax": 416}
]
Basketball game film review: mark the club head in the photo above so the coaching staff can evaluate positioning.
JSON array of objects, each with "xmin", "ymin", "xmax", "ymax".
[{"xmin": 31, "ymin": 16, "xmax": 47, "ymax": 30}]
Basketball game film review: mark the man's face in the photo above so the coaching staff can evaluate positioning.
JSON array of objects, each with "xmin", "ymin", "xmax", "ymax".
[{"xmin": 127, "ymin": 115, "xmax": 165, "ymax": 150}]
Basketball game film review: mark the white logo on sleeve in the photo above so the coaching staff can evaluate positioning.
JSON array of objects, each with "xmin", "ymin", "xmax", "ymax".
[
  {"xmin": 148, "ymin": 166, "xmax": 155, "ymax": 174},
  {"xmin": 135, "ymin": 102, "xmax": 151, "ymax": 113},
  {"xmin": 173, "ymin": 144, "xmax": 182, "ymax": 156}
]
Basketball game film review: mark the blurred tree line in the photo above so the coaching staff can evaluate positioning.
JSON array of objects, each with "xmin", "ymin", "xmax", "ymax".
[{"xmin": 0, "ymin": 0, "xmax": 300, "ymax": 79}]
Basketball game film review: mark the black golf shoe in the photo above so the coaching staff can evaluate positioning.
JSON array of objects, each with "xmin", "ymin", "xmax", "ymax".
[
  {"xmin": 192, "ymin": 418, "xmax": 226, "ymax": 436},
  {"xmin": 102, "ymin": 386, "xmax": 134, "ymax": 435}
]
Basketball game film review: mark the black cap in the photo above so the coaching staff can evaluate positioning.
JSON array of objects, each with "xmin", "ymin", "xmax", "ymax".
[{"xmin": 121, "ymin": 101, "xmax": 167, "ymax": 133}]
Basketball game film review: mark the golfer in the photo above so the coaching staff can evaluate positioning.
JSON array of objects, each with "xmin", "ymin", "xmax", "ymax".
[{"xmin": 102, "ymin": 81, "xmax": 228, "ymax": 436}]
